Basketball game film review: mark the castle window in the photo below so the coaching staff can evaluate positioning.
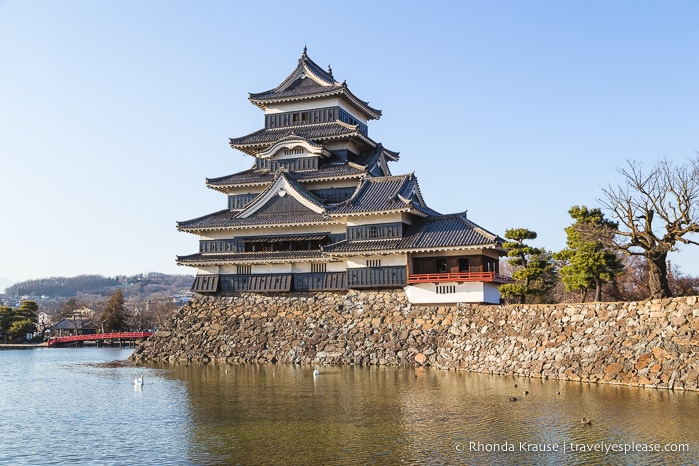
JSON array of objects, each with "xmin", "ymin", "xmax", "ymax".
[
  {"xmin": 368, "ymin": 226, "xmax": 379, "ymax": 239},
  {"xmin": 236, "ymin": 265, "xmax": 251, "ymax": 274},
  {"xmin": 311, "ymin": 263, "xmax": 327, "ymax": 273},
  {"xmin": 436, "ymin": 284, "xmax": 456, "ymax": 294},
  {"xmin": 292, "ymin": 112, "xmax": 309, "ymax": 123},
  {"xmin": 367, "ymin": 259, "xmax": 381, "ymax": 267}
]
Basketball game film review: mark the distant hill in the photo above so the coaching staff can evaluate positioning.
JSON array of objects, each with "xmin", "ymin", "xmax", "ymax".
[
  {"xmin": 5, "ymin": 273, "xmax": 194, "ymax": 299},
  {"xmin": 0, "ymin": 277, "xmax": 13, "ymax": 294}
]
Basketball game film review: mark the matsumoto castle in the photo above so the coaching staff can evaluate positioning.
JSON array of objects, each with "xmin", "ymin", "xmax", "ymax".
[{"xmin": 177, "ymin": 49, "xmax": 511, "ymax": 304}]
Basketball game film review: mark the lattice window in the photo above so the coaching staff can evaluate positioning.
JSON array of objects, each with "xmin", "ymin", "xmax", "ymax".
[
  {"xmin": 436, "ymin": 284, "xmax": 456, "ymax": 294},
  {"xmin": 366, "ymin": 259, "xmax": 381, "ymax": 267},
  {"xmin": 236, "ymin": 265, "xmax": 251, "ymax": 274},
  {"xmin": 311, "ymin": 263, "xmax": 327, "ymax": 273}
]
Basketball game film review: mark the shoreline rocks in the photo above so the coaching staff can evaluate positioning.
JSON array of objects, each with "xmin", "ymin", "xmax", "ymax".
[{"xmin": 130, "ymin": 290, "xmax": 699, "ymax": 391}]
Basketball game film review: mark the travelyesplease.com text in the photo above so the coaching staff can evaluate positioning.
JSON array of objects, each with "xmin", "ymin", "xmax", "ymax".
[{"xmin": 454, "ymin": 440, "xmax": 689, "ymax": 455}]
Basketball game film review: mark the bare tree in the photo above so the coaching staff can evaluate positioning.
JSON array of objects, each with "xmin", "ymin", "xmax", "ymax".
[{"xmin": 600, "ymin": 156, "xmax": 699, "ymax": 299}]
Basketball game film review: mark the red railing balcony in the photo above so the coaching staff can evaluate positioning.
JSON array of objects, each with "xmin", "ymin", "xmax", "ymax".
[{"xmin": 407, "ymin": 272, "xmax": 514, "ymax": 284}]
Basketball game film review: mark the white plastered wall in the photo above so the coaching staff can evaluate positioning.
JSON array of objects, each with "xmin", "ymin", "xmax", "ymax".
[
  {"xmin": 404, "ymin": 282, "xmax": 501, "ymax": 304},
  {"xmin": 292, "ymin": 262, "xmax": 346, "ymax": 273},
  {"xmin": 345, "ymin": 213, "xmax": 405, "ymax": 226},
  {"xmin": 346, "ymin": 254, "xmax": 406, "ymax": 268}
]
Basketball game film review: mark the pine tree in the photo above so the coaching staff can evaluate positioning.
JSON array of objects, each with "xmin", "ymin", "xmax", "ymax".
[
  {"xmin": 554, "ymin": 206, "xmax": 624, "ymax": 301},
  {"xmin": 17, "ymin": 300, "xmax": 39, "ymax": 323},
  {"xmin": 0, "ymin": 306, "xmax": 16, "ymax": 343},
  {"xmin": 100, "ymin": 289, "xmax": 129, "ymax": 332},
  {"xmin": 499, "ymin": 228, "xmax": 556, "ymax": 304}
]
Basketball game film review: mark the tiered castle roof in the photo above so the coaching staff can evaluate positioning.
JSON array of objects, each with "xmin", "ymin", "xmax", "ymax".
[
  {"xmin": 177, "ymin": 48, "xmax": 505, "ymax": 278},
  {"xmin": 247, "ymin": 46, "xmax": 382, "ymax": 120}
]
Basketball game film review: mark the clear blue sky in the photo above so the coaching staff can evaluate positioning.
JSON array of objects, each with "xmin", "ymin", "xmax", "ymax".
[{"xmin": 1, "ymin": 1, "xmax": 698, "ymax": 285}]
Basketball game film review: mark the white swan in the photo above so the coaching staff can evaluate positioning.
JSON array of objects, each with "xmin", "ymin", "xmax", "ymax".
[{"xmin": 134, "ymin": 374, "xmax": 144, "ymax": 386}]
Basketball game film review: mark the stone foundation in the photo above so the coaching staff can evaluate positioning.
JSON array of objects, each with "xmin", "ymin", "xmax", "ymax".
[{"xmin": 131, "ymin": 290, "xmax": 699, "ymax": 391}]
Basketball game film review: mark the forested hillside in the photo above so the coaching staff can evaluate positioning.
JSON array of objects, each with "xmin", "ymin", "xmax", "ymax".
[{"xmin": 5, "ymin": 273, "xmax": 193, "ymax": 299}]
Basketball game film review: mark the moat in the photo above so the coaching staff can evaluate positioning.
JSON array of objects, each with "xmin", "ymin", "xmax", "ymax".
[{"xmin": 1, "ymin": 347, "xmax": 697, "ymax": 465}]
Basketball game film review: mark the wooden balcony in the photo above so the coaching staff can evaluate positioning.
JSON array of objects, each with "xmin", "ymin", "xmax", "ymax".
[{"xmin": 407, "ymin": 272, "xmax": 513, "ymax": 284}]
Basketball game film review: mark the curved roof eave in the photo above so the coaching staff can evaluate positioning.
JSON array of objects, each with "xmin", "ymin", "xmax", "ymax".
[
  {"xmin": 324, "ymin": 243, "xmax": 506, "ymax": 257},
  {"xmin": 177, "ymin": 221, "xmax": 342, "ymax": 235},
  {"xmin": 229, "ymin": 126, "xmax": 378, "ymax": 155},
  {"xmin": 249, "ymin": 87, "xmax": 382, "ymax": 120}
]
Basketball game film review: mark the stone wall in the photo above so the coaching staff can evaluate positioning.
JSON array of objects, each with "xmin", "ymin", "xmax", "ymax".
[{"xmin": 131, "ymin": 290, "xmax": 699, "ymax": 391}]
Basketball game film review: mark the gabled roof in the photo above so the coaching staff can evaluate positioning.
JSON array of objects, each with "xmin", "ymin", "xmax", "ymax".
[
  {"xmin": 178, "ymin": 173, "xmax": 344, "ymax": 232},
  {"xmin": 49, "ymin": 318, "xmax": 98, "ymax": 330},
  {"xmin": 237, "ymin": 172, "xmax": 326, "ymax": 218},
  {"xmin": 328, "ymin": 173, "xmax": 435, "ymax": 216},
  {"xmin": 323, "ymin": 213, "xmax": 504, "ymax": 255},
  {"xmin": 248, "ymin": 48, "xmax": 381, "ymax": 120},
  {"xmin": 229, "ymin": 122, "xmax": 374, "ymax": 155}
]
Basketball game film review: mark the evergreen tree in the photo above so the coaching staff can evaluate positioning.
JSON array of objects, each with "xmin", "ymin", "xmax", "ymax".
[
  {"xmin": 0, "ymin": 302, "xmax": 37, "ymax": 342},
  {"xmin": 0, "ymin": 306, "xmax": 17, "ymax": 344},
  {"xmin": 9, "ymin": 319, "xmax": 36, "ymax": 342},
  {"xmin": 499, "ymin": 228, "xmax": 556, "ymax": 303},
  {"xmin": 554, "ymin": 206, "xmax": 624, "ymax": 301},
  {"xmin": 17, "ymin": 300, "xmax": 39, "ymax": 323},
  {"xmin": 99, "ymin": 289, "xmax": 129, "ymax": 332}
]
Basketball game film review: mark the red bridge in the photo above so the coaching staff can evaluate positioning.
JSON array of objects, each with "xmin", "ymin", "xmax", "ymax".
[{"xmin": 47, "ymin": 331, "xmax": 153, "ymax": 347}]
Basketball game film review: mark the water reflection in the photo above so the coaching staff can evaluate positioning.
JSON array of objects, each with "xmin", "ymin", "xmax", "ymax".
[
  {"xmin": 151, "ymin": 363, "xmax": 699, "ymax": 465},
  {"xmin": 0, "ymin": 348, "xmax": 193, "ymax": 466}
]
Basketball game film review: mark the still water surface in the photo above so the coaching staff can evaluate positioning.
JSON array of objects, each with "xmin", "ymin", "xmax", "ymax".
[{"xmin": 1, "ymin": 348, "xmax": 697, "ymax": 465}]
